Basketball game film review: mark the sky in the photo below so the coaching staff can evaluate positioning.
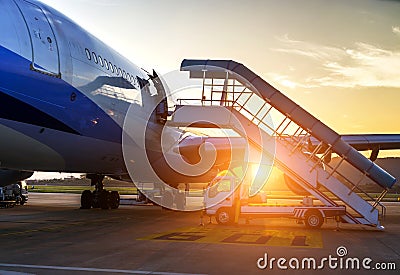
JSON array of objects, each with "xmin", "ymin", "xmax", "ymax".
[{"xmin": 34, "ymin": 0, "xmax": 400, "ymax": 178}]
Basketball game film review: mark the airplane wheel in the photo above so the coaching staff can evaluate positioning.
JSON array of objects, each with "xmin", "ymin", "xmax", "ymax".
[
  {"xmin": 137, "ymin": 191, "xmax": 146, "ymax": 202},
  {"xmin": 175, "ymin": 192, "xmax": 186, "ymax": 210},
  {"xmin": 216, "ymin": 208, "xmax": 234, "ymax": 225},
  {"xmin": 99, "ymin": 190, "xmax": 110, "ymax": 210},
  {"xmin": 110, "ymin": 191, "xmax": 120, "ymax": 209},
  {"xmin": 304, "ymin": 210, "xmax": 323, "ymax": 229},
  {"xmin": 81, "ymin": 190, "xmax": 93, "ymax": 209},
  {"xmin": 161, "ymin": 190, "xmax": 173, "ymax": 209}
]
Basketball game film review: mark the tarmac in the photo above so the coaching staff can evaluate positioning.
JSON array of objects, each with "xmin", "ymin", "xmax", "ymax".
[{"xmin": 0, "ymin": 193, "xmax": 399, "ymax": 274}]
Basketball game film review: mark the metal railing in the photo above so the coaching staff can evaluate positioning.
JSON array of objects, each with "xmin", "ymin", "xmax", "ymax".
[{"xmin": 176, "ymin": 75, "xmax": 387, "ymax": 219}]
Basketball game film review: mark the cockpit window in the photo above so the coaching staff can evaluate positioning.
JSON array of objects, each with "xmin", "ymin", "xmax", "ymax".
[{"xmin": 104, "ymin": 59, "xmax": 109, "ymax": 70}]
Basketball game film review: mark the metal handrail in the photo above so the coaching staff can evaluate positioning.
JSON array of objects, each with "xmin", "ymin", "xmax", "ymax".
[
  {"xmin": 224, "ymin": 84, "xmax": 388, "ymax": 216},
  {"xmin": 184, "ymin": 74, "xmax": 389, "ymax": 220}
]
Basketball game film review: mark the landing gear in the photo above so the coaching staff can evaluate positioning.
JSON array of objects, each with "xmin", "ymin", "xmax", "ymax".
[
  {"xmin": 80, "ymin": 175, "xmax": 120, "ymax": 210},
  {"xmin": 161, "ymin": 190, "xmax": 174, "ymax": 209},
  {"xmin": 161, "ymin": 186, "xmax": 187, "ymax": 210},
  {"xmin": 109, "ymin": 191, "xmax": 120, "ymax": 209},
  {"xmin": 81, "ymin": 190, "xmax": 93, "ymax": 209},
  {"xmin": 98, "ymin": 189, "xmax": 109, "ymax": 210}
]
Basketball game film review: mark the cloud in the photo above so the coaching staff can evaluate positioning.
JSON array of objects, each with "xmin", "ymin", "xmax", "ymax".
[
  {"xmin": 264, "ymin": 72, "xmax": 318, "ymax": 89},
  {"xmin": 317, "ymin": 42, "xmax": 400, "ymax": 88},
  {"xmin": 274, "ymin": 35, "xmax": 345, "ymax": 61},
  {"xmin": 272, "ymin": 35, "xmax": 400, "ymax": 88},
  {"xmin": 393, "ymin": 26, "xmax": 400, "ymax": 35}
]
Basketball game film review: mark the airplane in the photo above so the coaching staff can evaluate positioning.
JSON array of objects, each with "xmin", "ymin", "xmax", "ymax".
[
  {"xmin": 0, "ymin": 0, "xmax": 398, "ymax": 210},
  {"xmin": 0, "ymin": 0, "xmax": 235, "ymax": 210}
]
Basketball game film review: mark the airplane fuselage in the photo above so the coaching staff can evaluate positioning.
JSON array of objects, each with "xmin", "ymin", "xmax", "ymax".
[{"xmin": 0, "ymin": 0, "xmax": 184, "ymax": 183}]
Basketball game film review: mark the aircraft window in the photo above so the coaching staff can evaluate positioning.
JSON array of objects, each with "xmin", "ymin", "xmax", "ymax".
[
  {"xmin": 92, "ymin": 52, "xmax": 98, "ymax": 64},
  {"xmin": 127, "ymin": 73, "xmax": 131, "ymax": 81},
  {"xmin": 104, "ymin": 59, "xmax": 109, "ymax": 70},
  {"xmin": 85, "ymin": 48, "xmax": 91, "ymax": 60},
  {"xmin": 132, "ymin": 75, "xmax": 137, "ymax": 86},
  {"xmin": 123, "ymin": 70, "xmax": 126, "ymax": 79},
  {"xmin": 98, "ymin": 55, "xmax": 104, "ymax": 67},
  {"xmin": 115, "ymin": 65, "xmax": 119, "ymax": 75},
  {"xmin": 110, "ymin": 62, "xmax": 114, "ymax": 72},
  {"xmin": 119, "ymin": 68, "xmax": 122, "ymax": 76}
]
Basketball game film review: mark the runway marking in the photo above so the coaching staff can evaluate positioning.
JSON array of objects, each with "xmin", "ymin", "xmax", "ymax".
[
  {"xmin": 139, "ymin": 226, "xmax": 323, "ymax": 248},
  {"xmin": 0, "ymin": 263, "xmax": 206, "ymax": 275}
]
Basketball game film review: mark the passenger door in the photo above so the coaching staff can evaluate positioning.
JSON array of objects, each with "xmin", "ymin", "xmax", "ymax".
[{"xmin": 15, "ymin": 0, "xmax": 60, "ymax": 77}]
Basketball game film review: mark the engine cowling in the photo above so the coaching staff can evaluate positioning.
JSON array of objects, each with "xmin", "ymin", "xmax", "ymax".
[
  {"xmin": 0, "ymin": 169, "xmax": 33, "ymax": 187},
  {"xmin": 283, "ymin": 173, "xmax": 311, "ymax": 196}
]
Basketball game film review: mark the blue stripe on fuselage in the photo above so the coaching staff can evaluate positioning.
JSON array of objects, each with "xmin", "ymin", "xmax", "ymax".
[
  {"xmin": 0, "ymin": 45, "xmax": 122, "ymax": 143},
  {"xmin": 0, "ymin": 91, "xmax": 80, "ymax": 135}
]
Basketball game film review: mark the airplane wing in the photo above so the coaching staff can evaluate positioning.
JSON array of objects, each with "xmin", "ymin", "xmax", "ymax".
[
  {"xmin": 340, "ymin": 134, "xmax": 400, "ymax": 151},
  {"xmin": 0, "ymin": 169, "xmax": 33, "ymax": 187},
  {"xmin": 178, "ymin": 134, "xmax": 400, "ymax": 165},
  {"xmin": 308, "ymin": 134, "xmax": 400, "ymax": 161}
]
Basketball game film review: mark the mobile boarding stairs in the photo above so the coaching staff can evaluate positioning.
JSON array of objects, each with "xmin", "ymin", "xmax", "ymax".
[{"xmin": 168, "ymin": 59, "xmax": 397, "ymax": 229}]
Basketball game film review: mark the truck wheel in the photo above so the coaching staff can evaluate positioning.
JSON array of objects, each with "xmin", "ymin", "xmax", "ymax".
[
  {"xmin": 216, "ymin": 208, "xmax": 233, "ymax": 225},
  {"xmin": 81, "ymin": 190, "xmax": 93, "ymax": 209},
  {"xmin": 304, "ymin": 210, "xmax": 323, "ymax": 229},
  {"xmin": 20, "ymin": 197, "xmax": 26, "ymax": 206}
]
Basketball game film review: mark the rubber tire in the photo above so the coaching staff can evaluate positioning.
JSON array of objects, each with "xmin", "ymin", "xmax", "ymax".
[
  {"xmin": 99, "ymin": 190, "xmax": 110, "ymax": 210},
  {"xmin": 175, "ymin": 192, "xmax": 186, "ymax": 210},
  {"xmin": 20, "ymin": 196, "xmax": 26, "ymax": 206},
  {"xmin": 304, "ymin": 210, "xmax": 323, "ymax": 229},
  {"xmin": 161, "ymin": 190, "xmax": 174, "ymax": 209},
  {"xmin": 284, "ymin": 174, "xmax": 309, "ymax": 196},
  {"xmin": 110, "ymin": 191, "xmax": 120, "ymax": 209},
  {"xmin": 216, "ymin": 208, "xmax": 234, "ymax": 225},
  {"xmin": 137, "ymin": 191, "xmax": 146, "ymax": 202},
  {"xmin": 81, "ymin": 190, "xmax": 93, "ymax": 209}
]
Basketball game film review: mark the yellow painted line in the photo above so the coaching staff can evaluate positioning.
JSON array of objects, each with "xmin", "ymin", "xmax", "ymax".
[{"xmin": 138, "ymin": 225, "xmax": 323, "ymax": 248}]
